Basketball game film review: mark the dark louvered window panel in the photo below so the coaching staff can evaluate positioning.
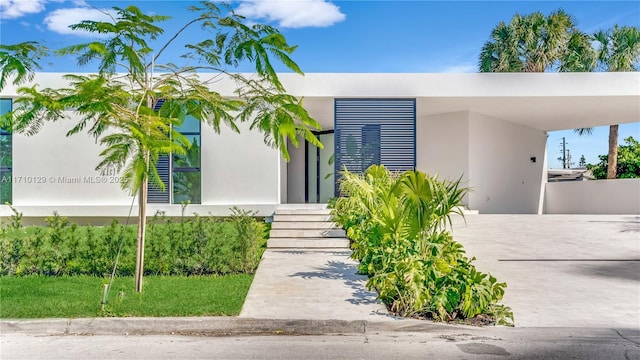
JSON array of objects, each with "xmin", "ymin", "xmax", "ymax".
[
  {"xmin": 147, "ymin": 99, "xmax": 171, "ymax": 204},
  {"xmin": 153, "ymin": 99, "xmax": 165, "ymax": 111},
  {"xmin": 148, "ymin": 154, "xmax": 170, "ymax": 203},
  {"xmin": 147, "ymin": 98, "xmax": 169, "ymax": 203},
  {"xmin": 334, "ymin": 99, "xmax": 416, "ymax": 193}
]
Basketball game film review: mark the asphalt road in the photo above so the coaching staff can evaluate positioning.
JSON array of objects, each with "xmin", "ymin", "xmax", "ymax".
[{"xmin": 3, "ymin": 328, "xmax": 639, "ymax": 360}]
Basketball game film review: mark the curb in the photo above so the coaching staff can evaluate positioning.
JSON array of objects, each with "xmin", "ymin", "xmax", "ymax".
[
  {"xmin": 0, "ymin": 317, "xmax": 462, "ymax": 336},
  {"xmin": 1, "ymin": 318, "xmax": 366, "ymax": 336}
]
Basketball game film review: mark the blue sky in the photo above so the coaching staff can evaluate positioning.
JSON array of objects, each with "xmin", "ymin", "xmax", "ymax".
[{"xmin": 1, "ymin": 0, "xmax": 639, "ymax": 167}]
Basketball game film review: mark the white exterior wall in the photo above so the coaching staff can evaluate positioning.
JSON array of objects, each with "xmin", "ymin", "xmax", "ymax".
[
  {"xmin": 5, "ymin": 111, "xmax": 282, "ymax": 218},
  {"xmin": 545, "ymin": 179, "xmax": 640, "ymax": 214},
  {"xmin": 2, "ymin": 72, "xmax": 637, "ymax": 217},
  {"xmin": 417, "ymin": 110, "xmax": 546, "ymax": 213},
  {"xmin": 13, "ymin": 119, "xmax": 131, "ymax": 206},
  {"xmin": 416, "ymin": 111, "xmax": 470, "ymax": 207},
  {"xmin": 467, "ymin": 112, "xmax": 546, "ymax": 214},
  {"xmin": 200, "ymin": 121, "xmax": 280, "ymax": 205}
]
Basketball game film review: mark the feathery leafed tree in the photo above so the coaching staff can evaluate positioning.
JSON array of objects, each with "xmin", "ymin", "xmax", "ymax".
[{"xmin": 0, "ymin": 2, "xmax": 322, "ymax": 292}]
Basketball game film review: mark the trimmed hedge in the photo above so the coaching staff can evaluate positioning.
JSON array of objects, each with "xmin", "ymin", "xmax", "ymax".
[{"xmin": 0, "ymin": 207, "xmax": 267, "ymax": 277}]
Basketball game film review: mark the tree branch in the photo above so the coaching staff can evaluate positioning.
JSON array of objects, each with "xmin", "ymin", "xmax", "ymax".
[{"xmin": 150, "ymin": 15, "xmax": 214, "ymax": 68}]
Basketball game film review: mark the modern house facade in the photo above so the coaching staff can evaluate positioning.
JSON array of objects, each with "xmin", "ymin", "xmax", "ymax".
[{"xmin": 1, "ymin": 72, "xmax": 638, "ymax": 222}]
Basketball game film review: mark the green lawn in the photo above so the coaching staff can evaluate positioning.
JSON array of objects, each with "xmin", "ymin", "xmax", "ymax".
[{"xmin": 0, "ymin": 275, "xmax": 253, "ymax": 318}]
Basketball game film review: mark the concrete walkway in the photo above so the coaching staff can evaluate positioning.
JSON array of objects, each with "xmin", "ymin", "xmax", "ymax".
[
  {"xmin": 241, "ymin": 214, "xmax": 639, "ymax": 329},
  {"xmin": 240, "ymin": 249, "xmax": 390, "ymax": 320}
]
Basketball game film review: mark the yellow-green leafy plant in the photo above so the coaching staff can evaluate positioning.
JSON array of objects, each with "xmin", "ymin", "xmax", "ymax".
[{"xmin": 330, "ymin": 165, "xmax": 513, "ymax": 326}]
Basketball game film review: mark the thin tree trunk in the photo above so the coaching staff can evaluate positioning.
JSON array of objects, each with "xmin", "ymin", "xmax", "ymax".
[
  {"xmin": 607, "ymin": 124, "xmax": 619, "ymax": 179},
  {"xmin": 134, "ymin": 177, "xmax": 148, "ymax": 293}
]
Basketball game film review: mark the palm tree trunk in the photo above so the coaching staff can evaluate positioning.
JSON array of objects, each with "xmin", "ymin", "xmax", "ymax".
[
  {"xmin": 134, "ymin": 177, "xmax": 148, "ymax": 293},
  {"xmin": 606, "ymin": 124, "xmax": 619, "ymax": 179}
]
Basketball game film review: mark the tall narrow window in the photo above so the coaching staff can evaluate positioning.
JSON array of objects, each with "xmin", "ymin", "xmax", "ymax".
[
  {"xmin": 0, "ymin": 99, "xmax": 12, "ymax": 204},
  {"xmin": 172, "ymin": 116, "xmax": 201, "ymax": 204},
  {"xmin": 147, "ymin": 102, "xmax": 202, "ymax": 204}
]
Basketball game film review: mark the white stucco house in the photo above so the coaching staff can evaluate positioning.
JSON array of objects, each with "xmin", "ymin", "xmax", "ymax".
[{"xmin": 0, "ymin": 72, "xmax": 639, "ymax": 223}]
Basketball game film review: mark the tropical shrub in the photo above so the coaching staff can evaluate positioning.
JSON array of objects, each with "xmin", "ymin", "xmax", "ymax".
[
  {"xmin": 330, "ymin": 165, "xmax": 513, "ymax": 326},
  {"xmin": 588, "ymin": 136, "xmax": 640, "ymax": 179},
  {"xmin": 0, "ymin": 208, "xmax": 267, "ymax": 277}
]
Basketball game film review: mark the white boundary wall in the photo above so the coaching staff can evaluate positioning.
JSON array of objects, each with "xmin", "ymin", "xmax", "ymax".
[{"xmin": 545, "ymin": 179, "xmax": 640, "ymax": 214}]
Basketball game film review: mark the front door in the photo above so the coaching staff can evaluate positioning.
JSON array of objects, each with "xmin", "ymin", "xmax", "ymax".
[{"xmin": 307, "ymin": 131, "xmax": 334, "ymax": 203}]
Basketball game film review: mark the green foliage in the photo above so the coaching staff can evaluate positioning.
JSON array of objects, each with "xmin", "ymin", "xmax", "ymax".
[
  {"xmin": 0, "ymin": 41, "xmax": 48, "ymax": 91},
  {"xmin": 2, "ymin": 2, "xmax": 322, "ymax": 291},
  {"xmin": 330, "ymin": 165, "xmax": 513, "ymax": 326},
  {"xmin": 593, "ymin": 25, "xmax": 640, "ymax": 72},
  {"xmin": 579, "ymin": 155, "xmax": 586, "ymax": 167},
  {"xmin": 480, "ymin": 13, "xmax": 638, "ymax": 179},
  {"xmin": 0, "ymin": 274, "xmax": 253, "ymax": 318},
  {"xmin": 479, "ymin": 9, "xmax": 595, "ymax": 72},
  {"xmin": 5, "ymin": 2, "xmax": 321, "ymax": 184},
  {"xmin": 0, "ymin": 211, "xmax": 267, "ymax": 277},
  {"xmin": 5, "ymin": 204, "xmax": 23, "ymax": 230},
  {"xmin": 588, "ymin": 136, "xmax": 640, "ymax": 179}
]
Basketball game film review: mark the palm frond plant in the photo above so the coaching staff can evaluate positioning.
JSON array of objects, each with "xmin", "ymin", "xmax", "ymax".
[{"xmin": 330, "ymin": 165, "xmax": 513, "ymax": 325}]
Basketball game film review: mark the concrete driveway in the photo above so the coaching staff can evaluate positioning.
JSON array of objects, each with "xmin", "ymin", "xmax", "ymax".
[{"xmin": 450, "ymin": 215, "xmax": 640, "ymax": 328}]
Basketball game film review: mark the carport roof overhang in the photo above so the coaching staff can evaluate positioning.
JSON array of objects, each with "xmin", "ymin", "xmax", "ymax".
[
  {"xmin": 3, "ymin": 72, "xmax": 639, "ymax": 132},
  {"xmin": 278, "ymin": 72, "xmax": 640, "ymax": 131}
]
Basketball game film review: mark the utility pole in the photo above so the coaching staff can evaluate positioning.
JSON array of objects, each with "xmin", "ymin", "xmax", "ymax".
[
  {"xmin": 557, "ymin": 137, "xmax": 568, "ymax": 169},
  {"xmin": 567, "ymin": 149, "xmax": 573, "ymax": 169}
]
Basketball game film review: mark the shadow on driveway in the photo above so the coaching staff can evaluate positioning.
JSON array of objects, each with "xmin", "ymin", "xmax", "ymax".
[
  {"xmin": 570, "ymin": 261, "xmax": 640, "ymax": 282},
  {"xmin": 290, "ymin": 260, "xmax": 379, "ymax": 306}
]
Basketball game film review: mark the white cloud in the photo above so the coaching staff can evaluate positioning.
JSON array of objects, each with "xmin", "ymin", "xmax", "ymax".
[
  {"xmin": 44, "ymin": 6, "xmax": 114, "ymax": 37},
  {"xmin": 0, "ymin": 0, "xmax": 46, "ymax": 19},
  {"xmin": 440, "ymin": 64, "xmax": 476, "ymax": 73},
  {"xmin": 236, "ymin": 0, "xmax": 345, "ymax": 28}
]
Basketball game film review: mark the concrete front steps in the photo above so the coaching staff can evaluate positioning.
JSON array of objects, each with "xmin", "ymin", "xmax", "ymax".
[{"xmin": 267, "ymin": 204, "xmax": 350, "ymax": 249}]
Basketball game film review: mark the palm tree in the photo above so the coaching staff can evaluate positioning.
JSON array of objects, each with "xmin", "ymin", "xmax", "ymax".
[
  {"xmin": 574, "ymin": 25, "xmax": 640, "ymax": 178},
  {"xmin": 594, "ymin": 26, "xmax": 640, "ymax": 179},
  {"xmin": 480, "ymin": 11, "xmax": 640, "ymax": 179},
  {"xmin": 479, "ymin": 9, "xmax": 594, "ymax": 73}
]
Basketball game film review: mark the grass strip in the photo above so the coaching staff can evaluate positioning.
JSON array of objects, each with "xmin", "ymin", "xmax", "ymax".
[{"xmin": 0, "ymin": 274, "xmax": 253, "ymax": 318}]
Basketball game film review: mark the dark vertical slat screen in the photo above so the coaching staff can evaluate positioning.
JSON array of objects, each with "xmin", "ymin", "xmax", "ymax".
[
  {"xmin": 148, "ymin": 155, "xmax": 170, "ymax": 203},
  {"xmin": 334, "ymin": 99, "xmax": 416, "ymax": 194},
  {"xmin": 148, "ymin": 99, "xmax": 170, "ymax": 203}
]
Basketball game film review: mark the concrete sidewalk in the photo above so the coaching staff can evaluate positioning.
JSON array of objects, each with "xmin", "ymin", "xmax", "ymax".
[{"xmin": 239, "ymin": 249, "xmax": 390, "ymax": 321}]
